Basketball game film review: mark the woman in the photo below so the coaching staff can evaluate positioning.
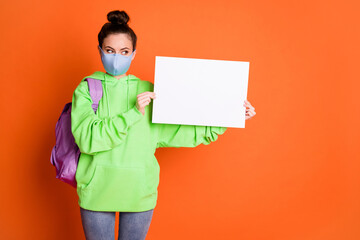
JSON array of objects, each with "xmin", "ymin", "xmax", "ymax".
[{"xmin": 71, "ymin": 10, "xmax": 256, "ymax": 240}]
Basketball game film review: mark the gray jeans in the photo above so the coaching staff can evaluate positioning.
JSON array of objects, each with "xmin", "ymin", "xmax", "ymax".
[{"xmin": 80, "ymin": 207, "xmax": 154, "ymax": 240}]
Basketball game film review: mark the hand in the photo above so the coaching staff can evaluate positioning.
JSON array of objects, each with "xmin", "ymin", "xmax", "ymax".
[
  {"xmin": 243, "ymin": 99, "xmax": 256, "ymax": 120},
  {"xmin": 136, "ymin": 91, "xmax": 156, "ymax": 115}
]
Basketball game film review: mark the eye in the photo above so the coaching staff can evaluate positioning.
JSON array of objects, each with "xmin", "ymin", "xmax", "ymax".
[
  {"xmin": 106, "ymin": 49, "xmax": 114, "ymax": 54},
  {"xmin": 122, "ymin": 51, "xmax": 129, "ymax": 55}
]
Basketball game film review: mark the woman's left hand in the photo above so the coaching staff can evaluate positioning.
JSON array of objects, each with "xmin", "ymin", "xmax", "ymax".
[{"xmin": 244, "ymin": 99, "xmax": 256, "ymax": 120}]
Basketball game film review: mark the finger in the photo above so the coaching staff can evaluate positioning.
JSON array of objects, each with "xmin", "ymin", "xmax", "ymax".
[
  {"xmin": 137, "ymin": 92, "xmax": 153, "ymax": 98},
  {"xmin": 245, "ymin": 112, "xmax": 252, "ymax": 118},
  {"xmin": 138, "ymin": 94, "xmax": 154, "ymax": 101},
  {"xmin": 139, "ymin": 97, "xmax": 153, "ymax": 105},
  {"xmin": 138, "ymin": 95, "xmax": 150, "ymax": 101},
  {"xmin": 139, "ymin": 91, "xmax": 155, "ymax": 96},
  {"xmin": 139, "ymin": 98, "xmax": 151, "ymax": 105},
  {"xmin": 137, "ymin": 92, "xmax": 150, "ymax": 97},
  {"xmin": 248, "ymin": 110, "xmax": 256, "ymax": 117},
  {"xmin": 138, "ymin": 92, "xmax": 156, "ymax": 101},
  {"xmin": 244, "ymin": 105, "xmax": 253, "ymax": 111},
  {"xmin": 243, "ymin": 102, "xmax": 253, "ymax": 108},
  {"xmin": 245, "ymin": 110, "xmax": 253, "ymax": 118},
  {"xmin": 244, "ymin": 100, "xmax": 255, "ymax": 109},
  {"xmin": 142, "ymin": 94, "xmax": 156, "ymax": 100},
  {"xmin": 245, "ymin": 105, "xmax": 255, "ymax": 111},
  {"xmin": 137, "ymin": 91, "xmax": 155, "ymax": 98},
  {"xmin": 248, "ymin": 109, "xmax": 255, "ymax": 115}
]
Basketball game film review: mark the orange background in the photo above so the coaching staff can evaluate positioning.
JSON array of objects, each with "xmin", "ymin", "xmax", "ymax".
[{"xmin": 0, "ymin": 0, "xmax": 359, "ymax": 239}]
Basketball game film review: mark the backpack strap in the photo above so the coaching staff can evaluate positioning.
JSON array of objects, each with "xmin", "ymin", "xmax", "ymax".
[{"xmin": 85, "ymin": 78, "xmax": 103, "ymax": 113}]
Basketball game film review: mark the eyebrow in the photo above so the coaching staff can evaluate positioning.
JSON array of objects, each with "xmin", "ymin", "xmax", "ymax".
[{"xmin": 104, "ymin": 46, "xmax": 130, "ymax": 50}]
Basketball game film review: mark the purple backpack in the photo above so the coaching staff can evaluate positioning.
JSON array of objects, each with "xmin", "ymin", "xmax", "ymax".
[{"xmin": 50, "ymin": 78, "xmax": 103, "ymax": 188}]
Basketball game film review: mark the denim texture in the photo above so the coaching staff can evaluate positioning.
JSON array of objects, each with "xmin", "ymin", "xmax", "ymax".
[{"xmin": 80, "ymin": 207, "xmax": 154, "ymax": 240}]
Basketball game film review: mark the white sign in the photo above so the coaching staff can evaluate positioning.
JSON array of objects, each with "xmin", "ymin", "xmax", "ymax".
[{"xmin": 152, "ymin": 56, "xmax": 249, "ymax": 128}]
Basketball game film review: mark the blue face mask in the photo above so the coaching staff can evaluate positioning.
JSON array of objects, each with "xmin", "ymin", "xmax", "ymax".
[{"xmin": 98, "ymin": 45, "xmax": 136, "ymax": 76}]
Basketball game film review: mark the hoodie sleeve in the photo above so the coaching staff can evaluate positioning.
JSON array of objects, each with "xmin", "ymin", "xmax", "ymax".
[
  {"xmin": 155, "ymin": 123, "xmax": 227, "ymax": 148},
  {"xmin": 71, "ymin": 81, "xmax": 143, "ymax": 155}
]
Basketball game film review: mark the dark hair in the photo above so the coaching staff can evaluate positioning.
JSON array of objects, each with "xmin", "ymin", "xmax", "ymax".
[{"xmin": 98, "ymin": 10, "xmax": 137, "ymax": 51}]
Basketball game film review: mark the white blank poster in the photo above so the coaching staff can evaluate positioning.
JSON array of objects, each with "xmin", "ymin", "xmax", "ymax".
[{"xmin": 152, "ymin": 56, "xmax": 249, "ymax": 128}]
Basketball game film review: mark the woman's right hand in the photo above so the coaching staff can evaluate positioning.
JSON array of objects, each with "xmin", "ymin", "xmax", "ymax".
[{"xmin": 136, "ymin": 92, "xmax": 156, "ymax": 115}]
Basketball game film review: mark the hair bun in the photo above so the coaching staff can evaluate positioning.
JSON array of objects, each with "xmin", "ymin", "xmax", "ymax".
[{"xmin": 107, "ymin": 10, "xmax": 129, "ymax": 25}]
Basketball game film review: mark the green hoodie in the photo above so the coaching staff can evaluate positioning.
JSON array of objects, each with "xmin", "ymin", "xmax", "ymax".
[{"xmin": 71, "ymin": 71, "xmax": 227, "ymax": 212}]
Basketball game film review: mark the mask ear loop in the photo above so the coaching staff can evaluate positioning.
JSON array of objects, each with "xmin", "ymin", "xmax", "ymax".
[{"xmin": 98, "ymin": 45, "xmax": 104, "ymax": 54}]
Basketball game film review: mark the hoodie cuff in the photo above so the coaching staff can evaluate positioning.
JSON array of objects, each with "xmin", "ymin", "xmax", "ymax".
[
  {"xmin": 121, "ymin": 105, "xmax": 144, "ymax": 127},
  {"xmin": 219, "ymin": 127, "xmax": 227, "ymax": 134}
]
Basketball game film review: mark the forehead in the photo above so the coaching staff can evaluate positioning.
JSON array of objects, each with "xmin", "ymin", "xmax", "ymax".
[{"xmin": 102, "ymin": 33, "xmax": 132, "ymax": 49}]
